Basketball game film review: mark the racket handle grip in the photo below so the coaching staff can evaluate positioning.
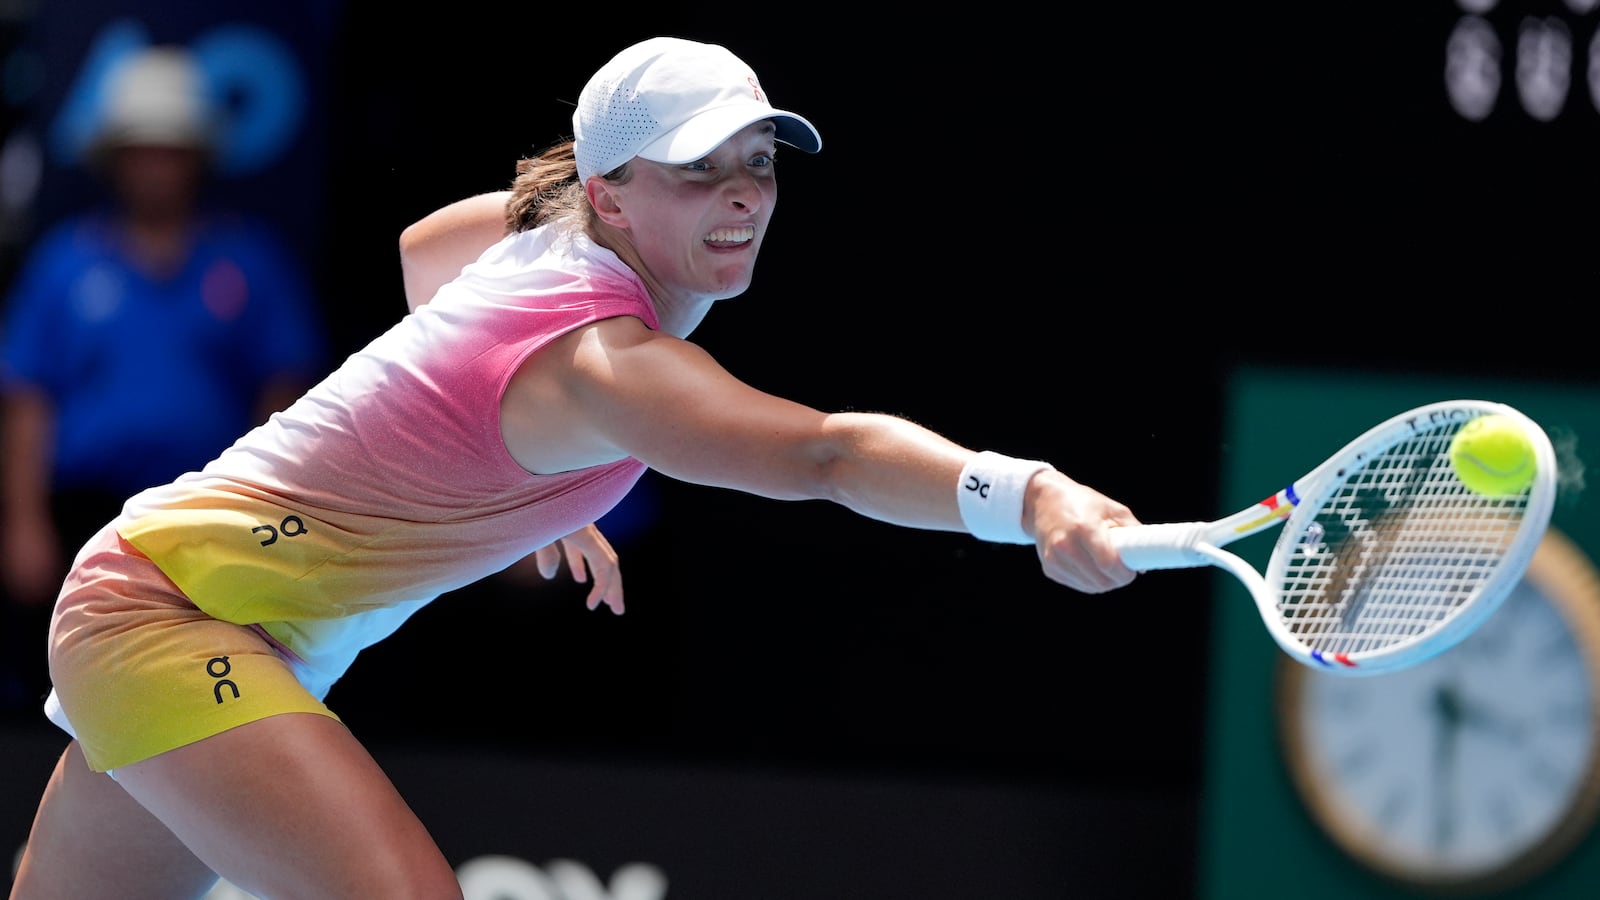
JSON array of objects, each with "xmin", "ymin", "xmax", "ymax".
[{"xmin": 1109, "ymin": 522, "xmax": 1216, "ymax": 571}]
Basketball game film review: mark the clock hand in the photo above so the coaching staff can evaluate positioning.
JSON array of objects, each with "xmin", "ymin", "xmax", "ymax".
[
  {"xmin": 1433, "ymin": 680, "xmax": 1462, "ymax": 727},
  {"xmin": 1432, "ymin": 682, "xmax": 1463, "ymax": 851},
  {"xmin": 1456, "ymin": 695, "xmax": 1526, "ymax": 744}
]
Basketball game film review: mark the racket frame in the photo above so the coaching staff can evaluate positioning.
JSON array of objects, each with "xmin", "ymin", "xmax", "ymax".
[{"xmin": 1113, "ymin": 400, "xmax": 1558, "ymax": 676}]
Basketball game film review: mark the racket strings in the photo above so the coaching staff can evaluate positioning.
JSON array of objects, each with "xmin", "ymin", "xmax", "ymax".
[{"xmin": 1274, "ymin": 426, "xmax": 1527, "ymax": 656}]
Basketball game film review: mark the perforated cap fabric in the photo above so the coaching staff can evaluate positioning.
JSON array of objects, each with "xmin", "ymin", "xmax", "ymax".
[{"xmin": 573, "ymin": 37, "xmax": 821, "ymax": 184}]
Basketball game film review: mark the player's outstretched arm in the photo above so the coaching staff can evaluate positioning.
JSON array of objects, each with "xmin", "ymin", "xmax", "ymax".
[{"xmin": 513, "ymin": 318, "xmax": 1140, "ymax": 594}]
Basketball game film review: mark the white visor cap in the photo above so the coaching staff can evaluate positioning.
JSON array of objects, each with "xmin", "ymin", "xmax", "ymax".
[{"xmin": 573, "ymin": 37, "xmax": 821, "ymax": 184}]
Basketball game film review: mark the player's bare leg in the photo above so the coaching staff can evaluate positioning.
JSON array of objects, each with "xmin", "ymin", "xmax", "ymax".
[
  {"xmin": 14, "ymin": 713, "xmax": 464, "ymax": 900},
  {"xmin": 10, "ymin": 741, "xmax": 219, "ymax": 900}
]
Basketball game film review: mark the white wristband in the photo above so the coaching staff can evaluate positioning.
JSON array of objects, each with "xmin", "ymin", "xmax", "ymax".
[{"xmin": 957, "ymin": 451, "xmax": 1054, "ymax": 544}]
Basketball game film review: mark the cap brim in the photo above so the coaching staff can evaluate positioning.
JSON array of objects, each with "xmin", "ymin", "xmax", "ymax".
[{"xmin": 637, "ymin": 105, "xmax": 821, "ymax": 165}]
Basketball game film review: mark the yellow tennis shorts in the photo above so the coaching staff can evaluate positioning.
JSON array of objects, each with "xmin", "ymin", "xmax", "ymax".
[{"xmin": 46, "ymin": 524, "xmax": 342, "ymax": 773}]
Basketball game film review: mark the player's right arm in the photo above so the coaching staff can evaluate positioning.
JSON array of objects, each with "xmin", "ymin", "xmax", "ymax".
[{"xmin": 397, "ymin": 191, "xmax": 511, "ymax": 312}]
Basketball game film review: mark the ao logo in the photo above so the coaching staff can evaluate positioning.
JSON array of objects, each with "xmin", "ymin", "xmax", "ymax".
[
  {"xmin": 200, "ymin": 856, "xmax": 669, "ymax": 900},
  {"xmin": 50, "ymin": 16, "xmax": 306, "ymax": 176}
]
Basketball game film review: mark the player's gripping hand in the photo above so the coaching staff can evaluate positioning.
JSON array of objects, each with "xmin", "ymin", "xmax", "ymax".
[
  {"xmin": 532, "ymin": 523, "xmax": 625, "ymax": 614},
  {"xmin": 1026, "ymin": 470, "xmax": 1139, "ymax": 594}
]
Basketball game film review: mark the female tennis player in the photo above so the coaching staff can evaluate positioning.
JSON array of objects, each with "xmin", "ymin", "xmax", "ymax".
[{"xmin": 9, "ymin": 37, "xmax": 1139, "ymax": 899}]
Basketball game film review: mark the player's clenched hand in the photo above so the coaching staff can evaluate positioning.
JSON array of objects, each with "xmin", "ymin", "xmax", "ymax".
[
  {"xmin": 1025, "ymin": 470, "xmax": 1139, "ymax": 594},
  {"xmin": 532, "ymin": 523, "xmax": 624, "ymax": 614}
]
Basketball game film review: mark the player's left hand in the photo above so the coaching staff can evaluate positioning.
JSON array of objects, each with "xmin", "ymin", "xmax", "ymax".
[{"xmin": 532, "ymin": 523, "xmax": 624, "ymax": 614}]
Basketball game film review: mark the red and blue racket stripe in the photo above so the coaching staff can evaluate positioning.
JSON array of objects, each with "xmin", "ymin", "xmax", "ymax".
[
  {"xmin": 1231, "ymin": 485, "xmax": 1302, "ymax": 535},
  {"xmin": 1309, "ymin": 650, "xmax": 1358, "ymax": 668}
]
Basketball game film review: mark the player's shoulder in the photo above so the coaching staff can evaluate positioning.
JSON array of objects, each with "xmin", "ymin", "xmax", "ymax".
[{"xmin": 583, "ymin": 312, "xmax": 674, "ymax": 348}]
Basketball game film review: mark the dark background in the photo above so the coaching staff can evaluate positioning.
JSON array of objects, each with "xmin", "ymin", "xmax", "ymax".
[{"xmin": 2, "ymin": 3, "xmax": 1597, "ymax": 897}]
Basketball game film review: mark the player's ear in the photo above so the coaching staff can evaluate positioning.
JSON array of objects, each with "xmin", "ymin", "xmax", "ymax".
[{"xmin": 585, "ymin": 176, "xmax": 629, "ymax": 228}]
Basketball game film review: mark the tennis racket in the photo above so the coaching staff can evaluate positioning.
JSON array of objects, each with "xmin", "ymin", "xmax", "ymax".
[{"xmin": 1110, "ymin": 399, "xmax": 1557, "ymax": 676}]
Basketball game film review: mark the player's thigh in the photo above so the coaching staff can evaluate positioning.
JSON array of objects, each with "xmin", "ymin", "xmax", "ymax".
[
  {"xmin": 10, "ymin": 741, "xmax": 219, "ymax": 900},
  {"xmin": 115, "ymin": 712, "xmax": 463, "ymax": 900}
]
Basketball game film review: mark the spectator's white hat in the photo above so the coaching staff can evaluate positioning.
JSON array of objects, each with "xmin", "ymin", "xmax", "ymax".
[{"xmin": 90, "ymin": 45, "xmax": 216, "ymax": 157}]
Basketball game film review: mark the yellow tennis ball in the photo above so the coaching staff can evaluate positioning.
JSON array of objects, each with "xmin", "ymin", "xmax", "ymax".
[{"xmin": 1450, "ymin": 414, "xmax": 1537, "ymax": 497}]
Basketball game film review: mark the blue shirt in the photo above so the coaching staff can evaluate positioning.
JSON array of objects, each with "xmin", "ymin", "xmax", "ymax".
[{"xmin": 0, "ymin": 209, "xmax": 328, "ymax": 495}]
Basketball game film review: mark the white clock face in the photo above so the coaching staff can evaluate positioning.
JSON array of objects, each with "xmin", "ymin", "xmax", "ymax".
[{"xmin": 1293, "ymin": 577, "xmax": 1598, "ymax": 882}]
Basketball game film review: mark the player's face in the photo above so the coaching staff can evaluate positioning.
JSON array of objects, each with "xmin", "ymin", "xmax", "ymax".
[{"xmin": 619, "ymin": 121, "xmax": 779, "ymax": 302}]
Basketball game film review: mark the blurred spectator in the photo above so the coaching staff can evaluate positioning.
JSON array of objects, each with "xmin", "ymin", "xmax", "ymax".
[{"xmin": 0, "ymin": 44, "xmax": 329, "ymax": 717}]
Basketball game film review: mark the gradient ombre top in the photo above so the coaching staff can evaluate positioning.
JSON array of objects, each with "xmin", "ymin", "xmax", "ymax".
[{"xmin": 115, "ymin": 226, "xmax": 656, "ymax": 698}]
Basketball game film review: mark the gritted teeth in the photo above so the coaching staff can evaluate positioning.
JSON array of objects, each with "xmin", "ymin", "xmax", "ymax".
[{"xmin": 704, "ymin": 225, "xmax": 755, "ymax": 244}]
